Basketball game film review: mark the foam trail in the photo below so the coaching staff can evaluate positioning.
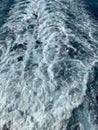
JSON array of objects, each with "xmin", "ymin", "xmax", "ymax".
[{"xmin": 0, "ymin": 0, "xmax": 98, "ymax": 130}]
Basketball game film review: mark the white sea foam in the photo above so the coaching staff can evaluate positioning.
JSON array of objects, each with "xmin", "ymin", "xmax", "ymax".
[{"xmin": 0, "ymin": 0, "xmax": 98, "ymax": 130}]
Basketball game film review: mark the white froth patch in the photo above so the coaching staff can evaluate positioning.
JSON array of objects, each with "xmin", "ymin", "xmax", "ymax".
[{"xmin": 0, "ymin": 0, "xmax": 98, "ymax": 130}]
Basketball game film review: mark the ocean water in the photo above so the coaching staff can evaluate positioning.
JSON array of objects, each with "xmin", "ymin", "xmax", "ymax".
[
  {"xmin": 0, "ymin": 0, "xmax": 98, "ymax": 130},
  {"xmin": 84, "ymin": 0, "xmax": 98, "ymax": 20}
]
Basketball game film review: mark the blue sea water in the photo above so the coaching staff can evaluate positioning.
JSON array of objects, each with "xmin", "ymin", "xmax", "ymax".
[
  {"xmin": 84, "ymin": 0, "xmax": 98, "ymax": 20},
  {"xmin": 0, "ymin": 0, "xmax": 98, "ymax": 130},
  {"xmin": 0, "ymin": 0, "xmax": 14, "ymax": 26}
]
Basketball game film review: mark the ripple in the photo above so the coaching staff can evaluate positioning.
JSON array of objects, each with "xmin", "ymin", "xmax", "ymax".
[{"xmin": 0, "ymin": 0, "xmax": 98, "ymax": 130}]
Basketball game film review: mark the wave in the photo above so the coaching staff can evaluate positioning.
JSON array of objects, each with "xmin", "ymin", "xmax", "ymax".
[{"xmin": 0, "ymin": 0, "xmax": 98, "ymax": 130}]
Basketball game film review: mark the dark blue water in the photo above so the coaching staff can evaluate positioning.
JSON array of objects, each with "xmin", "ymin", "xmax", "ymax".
[
  {"xmin": 84, "ymin": 0, "xmax": 98, "ymax": 20},
  {"xmin": 0, "ymin": 0, "xmax": 15, "ymax": 26}
]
